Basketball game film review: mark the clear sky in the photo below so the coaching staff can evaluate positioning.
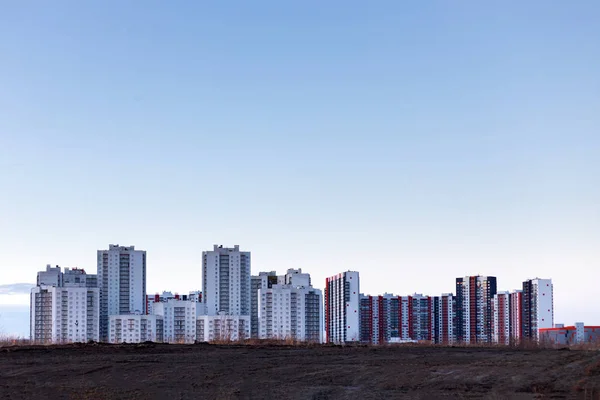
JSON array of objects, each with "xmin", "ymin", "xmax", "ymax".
[{"xmin": 1, "ymin": 1, "xmax": 599, "ymax": 336}]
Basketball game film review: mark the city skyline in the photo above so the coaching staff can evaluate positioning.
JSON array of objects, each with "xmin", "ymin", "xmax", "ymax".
[
  {"xmin": 0, "ymin": 242, "xmax": 593, "ymax": 338},
  {"xmin": 29, "ymin": 246, "xmax": 559, "ymax": 346}
]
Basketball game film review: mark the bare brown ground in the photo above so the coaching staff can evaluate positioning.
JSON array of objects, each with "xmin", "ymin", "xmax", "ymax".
[{"xmin": 1, "ymin": 343, "xmax": 600, "ymax": 399}]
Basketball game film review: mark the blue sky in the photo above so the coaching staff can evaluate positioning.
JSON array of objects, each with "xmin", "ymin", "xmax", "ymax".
[{"xmin": 1, "ymin": 1, "xmax": 599, "ymax": 336}]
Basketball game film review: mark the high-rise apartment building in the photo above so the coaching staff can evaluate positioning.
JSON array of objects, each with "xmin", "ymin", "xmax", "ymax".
[
  {"xmin": 455, "ymin": 276, "xmax": 497, "ymax": 344},
  {"xmin": 522, "ymin": 278, "xmax": 553, "ymax": 342},
  {"xmin": 325, "ymin": 271, "xmax": 360, "ymax": 343},
  {"xmin": 509, "ymin": 290, "xmax": 523, "ymax": 342},
  {"xmin": 360, "ymin": 292, "xmax": 455, "ymax": 345},
  {"xmin": 251, "ymin": 271, "xmax": 278, "ymax": 338},
  {"xmin": 30, "ymin": 266, "xmax": 99, "ymax": 344},
  {"xmin": 492, "ymin": 291, "xmax": 511, "ymax": 345},
  {"xmin": 359, "ymin": 294, "xmax": 398, "ymax": 344},
  {"xmin": 97, "ymin": 245, "xmax": 147, "ymax": 341},
  {"xmin": 431, "ymin": 293, "xmax": 455, "ymax": 344},
  {"xmin": 257, "ymin": 284, "xmax": 323, "ymax": 342},
  {"xmin": 396, "ymin": 294, "xmax": 432, "ymax": 341},
  {"xmin": 202, "ymin": 245, "xmax": 251, "ymax": 316}
]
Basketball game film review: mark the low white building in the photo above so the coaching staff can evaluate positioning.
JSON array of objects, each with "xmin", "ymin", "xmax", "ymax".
[
  {"xmin": 196, "ymin": 315, "xmax": 250, "ymax": 342},
  {"xmin": 109, "ymin": 314, "xmax": 164, "ymax": 343},
  {"xmin": 152, "ymin": 299, "xmax": 197, "ymax": 344},
  {"xmin": 258, "ymin": 284, "xmax": 323, "ymax": 342}
]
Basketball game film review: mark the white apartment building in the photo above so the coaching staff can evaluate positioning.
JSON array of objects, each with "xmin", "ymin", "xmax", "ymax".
[
  {"xmin": 325, "ymin": 271, "xmax": 360, "ymax": 343},
  {"xmin": 30, "ymin": 267, "xmax": 99, "ymax": 344},
  {"xmin": 251, "ymin": 271, "xmax": 278, "ymax": 338},
  {"xmin": 523, "ymin": 278, "xmax": 554, "ymax": 341},
  {"xmin": 152, "ymin": 299, "xmax": 197, "ymax": 344},
  {"xmin": 202, "ymin": 245, "xmax": 251, "ymax": 316},
  {"xmin": 109, "ymin": 314, "xmax": 164, "ymax": 343},
  {"xmin": 258, "ymin": 284, "xmax": 323, "ymax": 342},
  {"xmin": 97, "ymin": 244, "xmax": 147, "ymax": 341},
  {"xmin": 196, "ymin": 315, "xmax": 250, "ymax": 342}
]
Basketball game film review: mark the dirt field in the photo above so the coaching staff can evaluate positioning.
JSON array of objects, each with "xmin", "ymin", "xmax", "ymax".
[{"xmin": 1, "ymin": 343, "xmax": 599, "ymax": 399}]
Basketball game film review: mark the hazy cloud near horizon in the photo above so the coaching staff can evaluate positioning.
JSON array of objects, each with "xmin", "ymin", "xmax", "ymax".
[{"xmin": 0, "ymin": 283, "xmax": 35, "ymax": 295}]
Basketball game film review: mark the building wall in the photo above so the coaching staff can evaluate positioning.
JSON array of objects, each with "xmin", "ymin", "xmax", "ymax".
[
  {"xmin": 37, "ymin": 265, "xmax": 62, "ymax": 286},
  {"xmin": 433, "ymin": 293, "xmax": 455, "ymax": 344},
  {"xmin": 251, "ymin": 271, "xmax": 277, "ymax": 339},
  {"xmin": 196, "ymin": 315, "xmax": 250, "ymax": 342},
  {"xmin": 522, "ymin": 278, "xmax": 554, "ymax": 342},
  {"xmin": 535, "ymin": 279, "xmax": 554, "ymax": 335},
  {"xmin": 152, "ymin": 300, "xmax": 197, "ymax": 344},
  {"xmin": 493, "ymin": 292, "xmax": 510, "ymax": 345},
  {"xmin": 457, "ymin": 276, "xmax": 497, "ymax": 344},
  {"xmin": 109, "ymin": 314, "xmax": 164, "ymax": 343},
  {"xmin": 509, "ymin": 290, "xmax": 523, "ymax": 343},
  {"xmin": 202, "ymin": 245, "xmax": 251, "ymax": 317},
  {"xmin": 30, "ymin": 285, "xmax": 99, "ymax": 344},
  {"xmin": 257, "ymin": 285, "xmax": 323, "ymax": 342},
  {"xmin": 360, "ymin": 295, "xmax": 377, "ymax": 344},
  {"xmin": 97, "ymin": 245, "xmax": 147, "ymax": 341},
  {"xmin": 360, "ymin": 294, "xmax": 402, "ymax": 344},
  {"xmin": 540, "ymin": 326, "xmax": 600, "ymax": 346},
  {"xmin": 325, "ymin": 271, "xmax": 360, "ymax": 343},
  {"xmin": 282, "ymin": 269, "xmax": 311, "ymax": 287}
]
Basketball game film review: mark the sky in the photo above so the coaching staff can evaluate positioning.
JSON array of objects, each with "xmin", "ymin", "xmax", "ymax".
[{"xmin": 1, "ymin": 1, "xmax": 599, "ymax": 337}]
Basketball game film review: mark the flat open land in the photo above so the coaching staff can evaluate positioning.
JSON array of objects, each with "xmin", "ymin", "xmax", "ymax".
[{"xmin": 1, "ymin": 343, "xmax": 600, "ymax": 399}]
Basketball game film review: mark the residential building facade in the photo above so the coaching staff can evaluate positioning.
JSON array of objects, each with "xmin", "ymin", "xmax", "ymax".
[
  {"xmin": 509, "ymin": 290, "xmax": 523, "ymax": 343},
  {"xmin": 492, "ymin": 291, "xmax": 511, "ymax": 345},
  {"xmin": 522, "ymin": 278, "xmax": 554, "ymax": 342},
  {"xmin": 196, "ymin": 315, "xmax": 250, "ymax": 342},
  {"xmin": 109, "ymin": 314, "xmax": 164, "ymax": 343},
  {"xmin": 202, "ymin": 245, "xmax": 251, "ymax": 317},
  {"xmin": 431, "ymin": 293, "xmax": 455, "ymax": 344},
  {"xmin": 251, "ymin": 271, "xmax": 278, "ymax": 338},
  {"xmin": 152, "ymin": 299, "xmax": 198, "ymax": 344},
  {"xmin": 455, "ymin": 276, "xmax": 497, "ymax": 343},
  {"xmin": 325, "ymin": 271, "xmax": 360, "ymax": 343},
  {"xmin": 30, "ymin": 266, "xmax": 99, "ymax": 344},
  {"xmin": 257, "ymin": 284, "xmax": 323, "ymax": 342},
  {"xmin": 97, "ymin": 244, "xmax": 147, "ymax": 341}
]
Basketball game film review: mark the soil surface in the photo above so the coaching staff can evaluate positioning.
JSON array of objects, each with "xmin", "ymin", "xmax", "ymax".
[{"xmin": 1, "ymin": 343, "xmax": 599, "ymax": 399}]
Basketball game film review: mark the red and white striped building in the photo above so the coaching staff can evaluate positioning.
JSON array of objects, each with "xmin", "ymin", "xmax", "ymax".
[
  {"xmin": 509, "ymin": 290, "xmax": 523, "ymax": 342},
  {"xmin": 432, "ymin": 293, "xmax": 455, "ymax": 344},
  {"xmin": 455, "ymin": 276, "xmax": 498, "ymax": 344},
  {"xmin": 403, "ymin": 294, "xmax": 432, "ymax": 341},
  {"xmin": 360, "ymin": 294, "xmax": 393, "ymax": 344},
  {"xmin": 492, "ymin": 291, "xmax": 511, "ymax": 345},
  {"xmin": 359, "ymin": 293, "xmax": 455, "ymax": 344}
]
